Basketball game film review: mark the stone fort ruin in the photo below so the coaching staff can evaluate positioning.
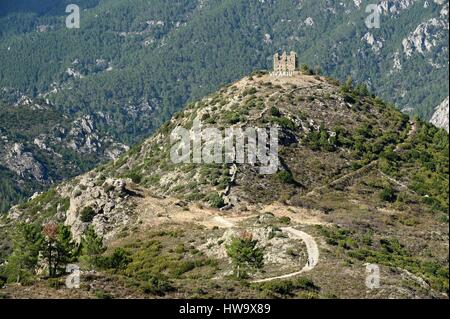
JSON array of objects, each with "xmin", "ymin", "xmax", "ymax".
[{"xmin": 272, "ymin": 51, "xmax": 297, "ymax": 76}]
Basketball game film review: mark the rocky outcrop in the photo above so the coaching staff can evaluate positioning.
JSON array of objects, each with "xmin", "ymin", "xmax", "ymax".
[
  {"xmin": 29, "ymin": 113, "xmax": 129, "ymax": 165},
  {"xmin": 430, "ymin": 96, "xmax": 449, "ymax": 133},
  {"xmin": 402, "ymin": 17, "xmax": 448, "ymax": 57},
  {"xmin": 0, "ymin": 100, "xmax": 130, "ymax": 213},
  {"xmin": 2, "ymin": 143, "xmax": 47, "ymax": 183},
  {"xmin": 361, "ymin": 32, "xmax": 384, "ymax": 54},
  {"xmin": 401, "ymin": 2, "xmax": 448, "ymax": 58},
  {"xmin": 62, "ymin": 176, "xmax": 138, "ymax": 242},
  {"xmin": 378, "ymin": 0, "xmax": 418, "ymax": 15},
  {"xmin": 39, "ymin": 113, "xmax": 128, "ymax": 159}
]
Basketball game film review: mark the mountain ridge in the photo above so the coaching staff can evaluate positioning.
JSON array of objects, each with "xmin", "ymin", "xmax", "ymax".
[
  {"xmin": 1, "ymin": 0, "xmax": 448, "ymax": 212},
  {"xmin": 1, "ymin": 71, "xmax": 448, "ymax": 299}
]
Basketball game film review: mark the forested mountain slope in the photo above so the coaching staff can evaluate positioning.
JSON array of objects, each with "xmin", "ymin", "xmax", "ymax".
[{"xmin": 0, "ymin": 0, "xmax": 448, "ymax": 212}]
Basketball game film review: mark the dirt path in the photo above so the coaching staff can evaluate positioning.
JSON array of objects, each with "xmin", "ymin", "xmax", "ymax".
[
  {"xmin": 307, "ymin": 160, "xmax": 378, "ymax": 196},
  {"xmin": 212, "ymin": 216, "xmax": 235, "ymax": 228},
  {"xmin": 209, "ymin": 215, "xmax": 320, "ymax": 283},
  {"xmin": 252, "ymin": 227, "xmax": 319, "ymax": 283},
  {"xmin": 377, "ymin": 169, "xmax": 417, "ymax": 194}
]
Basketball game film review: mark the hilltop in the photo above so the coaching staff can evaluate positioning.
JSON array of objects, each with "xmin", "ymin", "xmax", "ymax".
[{"xmin": 0, "ymin": 71, "xmax": 448, "ymax": 299}]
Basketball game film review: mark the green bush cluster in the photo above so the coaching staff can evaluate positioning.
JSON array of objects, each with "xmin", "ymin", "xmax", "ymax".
[
  {"xmin": 379, "ymin": 185, "xmax": 397, "ymax": 203},
  {"xmin": 253, "ymin": 277, "xmax": 319, "ymax": 298},
  {"xmin": 80, "ymin": 206, "xmax": 96, "ymax": 223},
  {"xmin": 207, "ymin": 193, "xmax": 225, "ymax": 209},
  {"xmin": 318, "ymin": 225, "xmax": 449, "ymax": 293},
  {"xmin": 305, "ymin": 129, "xmax": 337, "ymax": 152},
  {"xmin": 277, "ymin": 171, "xmax": 295, "ymax": 184}
]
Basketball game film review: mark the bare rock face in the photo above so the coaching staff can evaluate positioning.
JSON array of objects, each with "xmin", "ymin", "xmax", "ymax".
[
  {"xmin": 378, "ymin": 0, "xmax": 418, "ymax": 15},
  {"xmin": 430, "ymin": 96, "xmax": 449, "ymax": 133},
  {"xmin": 63, "ymin": 176, "xmax": 135, "ymax": 242},
  {"xmin": 60, "ymin": 114, "xmax": 129, "ymax": 158},
  {"xmin": 401, "ymin": 1, "xmax": 449, "ymax": 58},
  {"xmin": 2, "ymin": 143, "xmax": 46, "ymax": 182}
]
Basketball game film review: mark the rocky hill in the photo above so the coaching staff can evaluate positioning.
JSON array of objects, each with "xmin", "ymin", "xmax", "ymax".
[{"xmin": 1, "ymin": 71, "xmax": 448, "ymax": 299}]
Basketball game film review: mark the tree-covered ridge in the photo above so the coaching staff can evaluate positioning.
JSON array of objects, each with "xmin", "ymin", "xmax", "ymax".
[
  {"xmin": 1, "ymin": 0, "xmax": 447, "ymax": 118},
  {"xmin": 4, "ymin": 71, "xmax": 448, "ymax": 229},
  {"xmin": 0, "ymin": 0, "xmax": 448, "ymax": 212}
]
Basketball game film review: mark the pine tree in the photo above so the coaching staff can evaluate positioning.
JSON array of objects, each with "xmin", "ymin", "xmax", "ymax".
[
  {"xmin": 55, "ymin": 225, "xmax": 77, "ymax": 273},
  {"xmin": 226, "ymin": 232, "xmax": 264, "ymax": 279},
  {"xmin": 81, "ymin": 226, "xmax": 106, "ymax": 267},
  {"xmin": 4, "ymin": 223, "xmax": 43, "ymax": 283},
  {"xmin": 42, "ymin": 223, "xmax": 58, "ymax": 277},
  {"xmin": 42, "ymin": 223, "xmax": 77, "ymax": 277},
  {"xmin": 341, "ymin": 76, "xmax": 354, "ymax": 93}
]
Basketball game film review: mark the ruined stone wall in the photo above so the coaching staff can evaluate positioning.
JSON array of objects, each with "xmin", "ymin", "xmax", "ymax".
[
  {"xmin": 273, "ymin": 51, "xmax": 297, "ymax": 72},
  {"xmin": 272, "ymin": 51, "xmax": 297, "ymax": 76}
]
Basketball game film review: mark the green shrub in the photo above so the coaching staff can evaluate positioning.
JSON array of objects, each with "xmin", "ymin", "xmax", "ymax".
[
  {"xmin": 260, "ymin": 280, "xmax": 295, "ymax": 296},
  {"xmin": 223, "ymin": 111, "xmax": 241, "ymax": 124},
  {"xmin": 343, "ymin": 94, "xmax": 356, "ymax": 104},
  {"xmin": 103, "ymin": 184, "xmax": 115, "ymax": 193},
  {"xmin": 255, "ymin": 277, "xmax": 318, "ymax": 297},
  {"xmin": 141, "ymin": 275, "xmax": 174, "ymax": 296},
  {"xmin": 270, "ymin": 106, "xmax": 281, "ymax": 117},
  {"xmin": 226, "ymin": 234, "xmax": 264, "ymax": 279},
  {"xmin": 80, "ymin": 206, "xmax": 96, "ymax": 223},
  {"xmin": 305, "ymin": 129, "xmax": 337, "ymax": 152},
  {"xmin": 243, "ymin": 87, "xmax": 257, "ymax": 96},
  {"xmin": 277, "ymin": 171, "xmax": 295, "ymax": 184},
  {"xmin": 300, "ymin": 64, "xmax": 313, "ymax": 75},
  {"xmin": 272, "ymin": 117, "xmax": 295, "ymax": 130},
  {"xmin": 379, "ymin": 185, "xmax": 397, "ymax": 202},
  {"xmin": 175, "ymin": 243, "xmax": 186, "ymax": 254},
  {"xmin": 380, "ymin": 238, "xmax": 405, "ymax": 256},
  {"xmin": 294, "ymin": 277, "xmax": 318, "ymax": 291},
  {"xmin": 207, "ymin": 193, "xmax": 225, "ymax": 209},
  {"xmin": 96, "ymin": 248, "xmax": 132, "ymax": 271},
  {"xmin": 171, "ymin": 260, "xmax": 197, "ymax": 277},
  {"xmin": 95, "ymin": 290, "xmax": 113, "ymax": 299},
  {"xmin": 278, "ymin": 217, "xmax": 291, "ymax": 225},
  {"xmin": 128, "ymin": 171, "xmax": 142, "ymax": 184},
  {"xmin": 354, "ymin": 84, "xmax": 370, "ymax": 97}
]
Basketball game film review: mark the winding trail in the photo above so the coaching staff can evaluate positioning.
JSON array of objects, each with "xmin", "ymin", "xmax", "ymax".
[
  {"xmin": 307, "ymin": 160, "xmax": 378, "ymax": 196},
  {"xmin": 212, "ymin": 216, "xmax": 235, "ymax": 228},
  {"xmin": 210, "ymin": 216, "xmax": 320, "ymax": 283},
  {"xmin": 252, "ymin": 227, "xmax": 319, "ymax": 283}
]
